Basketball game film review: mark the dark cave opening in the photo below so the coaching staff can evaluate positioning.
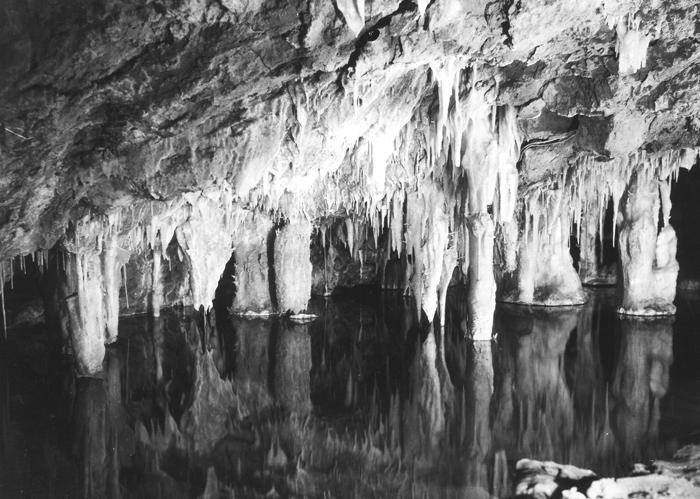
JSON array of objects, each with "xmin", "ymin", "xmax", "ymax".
[{"xmin": 671, "ymin": 158, "xmax": 700, "ymax": 284}]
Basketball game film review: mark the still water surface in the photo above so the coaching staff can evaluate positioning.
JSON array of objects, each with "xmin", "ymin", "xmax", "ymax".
[{"xmin": 1, "ymin": 287, "xmax": 699, "ymax": 498}]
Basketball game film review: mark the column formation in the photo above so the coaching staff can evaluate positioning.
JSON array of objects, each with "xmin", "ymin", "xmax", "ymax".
[{"xmin": 617, "ymin": 171, "xmax": 678, "ymax": 315}]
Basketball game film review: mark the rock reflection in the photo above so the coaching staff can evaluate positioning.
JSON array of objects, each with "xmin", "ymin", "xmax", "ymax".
[
  {"xmin": 492, "ymin": 305, "xmax": 579, "ymax": 465},
  {"xmin": 232, "ymin": 316, "xmax": 271, "ymax": 403},
  {"xmin": 72, "ymin": 350, "xmax": 131, "ymax": 499},
  {"xmin": 0, "ymin": 287, "xmax": 689, "ymax": 497},
  {"xmin": 273, "ymin": 321, "xmax": 312, "ymax": 414},
  {"xmin": 407, "ymin": 330, "xmax": 446, "ymax": 451},
  {"xmin": 612, "ymin": 315, "xmax": 673, "ymax": 463},
  {"xmin": 463, "ymin": 341, "xmax": 494, "ymax": 496}
]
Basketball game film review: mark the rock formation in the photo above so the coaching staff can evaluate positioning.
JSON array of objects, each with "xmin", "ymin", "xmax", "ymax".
[{"xmin": 1, "ymin": 1, "xmax": 700, "ymax": 372}]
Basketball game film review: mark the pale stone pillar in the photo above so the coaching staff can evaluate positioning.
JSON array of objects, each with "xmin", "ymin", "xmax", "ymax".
[
  {"xmin": 617, "ymin": 173, "xmax": 678, "ymax": 315},
  {"xmin": 58, "ymin": 252, "xmax": 106, "ymax": 375},
  {"xmin": 467, "ymin": 214, "xmax": 497, "ymax": 340},
  {"xmin": 231, "ymin": 211, "xmax": 273, "ymax": 315},
  {"xmin": 273, "ymin": 219, "xmax": 313, "ymax": 314}
]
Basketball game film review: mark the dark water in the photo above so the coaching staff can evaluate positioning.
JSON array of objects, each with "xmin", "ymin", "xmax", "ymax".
[{"xmin": 1, "ymin": 287, "xmax": 699, "ymax": 498}]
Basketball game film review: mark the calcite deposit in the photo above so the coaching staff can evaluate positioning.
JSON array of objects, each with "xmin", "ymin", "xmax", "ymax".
[{"xmin": 1, "ymin": 0, "xmax": 700, "ymax": 374}]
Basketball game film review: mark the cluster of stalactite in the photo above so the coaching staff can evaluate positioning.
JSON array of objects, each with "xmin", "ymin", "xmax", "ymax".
[{"xmin": 1, "ymin": 58, "xmax": 698, "ymax": 376}]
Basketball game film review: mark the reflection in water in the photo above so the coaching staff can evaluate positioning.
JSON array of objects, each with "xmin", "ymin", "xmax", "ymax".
[
  {"xmin": 274, "ymin": 322, "xmax": 312, "ymax": 414},
  {"xmin": 0, "ymin": 288, "xmax": 697, "ymax": 497},
  {"xmin": 612, "ymin": 316, "xmax": 673, "ymax": 463},
  {"xmin": 464, "ymin": 341, "xmax": 493, "ymax": 496}
]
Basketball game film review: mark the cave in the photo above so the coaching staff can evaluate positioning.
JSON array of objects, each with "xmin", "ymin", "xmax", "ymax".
[{"xmin": 1, "ymin": 1, "xmax": 700, "ymax": 497}]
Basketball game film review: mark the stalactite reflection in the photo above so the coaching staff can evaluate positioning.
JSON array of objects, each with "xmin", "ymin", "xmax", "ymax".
[{"xmin": 0, "ymin": 287, "xmax": 689, "ymax": 497}]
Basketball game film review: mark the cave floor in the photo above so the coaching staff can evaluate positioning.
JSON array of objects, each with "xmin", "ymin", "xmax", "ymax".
[{"xmin": 1, "ymin": 287, "xmax": 699, "ymax": 498}]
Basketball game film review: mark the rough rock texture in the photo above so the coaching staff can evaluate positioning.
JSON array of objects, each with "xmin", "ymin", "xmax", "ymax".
[
  {"xmin": 55, "ymin": 251, "xmax": 107, "ymax": 375},
  {"xmin": 467, "ymin": 213, "xmax": 497, "ymax": 339},
  {"xmin": 230, "ymin": 210, "xmax": 273, "ymax": 314},
  {"xmin": 617, "ymin": 170, "xmax": 679, "ymax": 315},
  {"xmin": 515, "ymin": 444, "xmax": 700, "ymax": 498},
  {"xmin": 2, "ymin": 0, "xmax": 700, "ymax": 366},
  {"xmin": 500, "ymin": 186, "xmax": 586, "ymax": 306},
  {"xmin": 1, "ymin": 0, "xmax": 699, "ymax": 257},
  {"xmin": 310, "ymin": 217, "xmax": 378, "ymax": 296},
  {"xmin": 273, "ymin": 218, "xmax": 313, "ymax": 314}
]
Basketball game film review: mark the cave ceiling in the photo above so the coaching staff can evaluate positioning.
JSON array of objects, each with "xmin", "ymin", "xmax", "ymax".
[{"xmin": 0, "ymin": 0, "xmax": 699, "ymax": 260}]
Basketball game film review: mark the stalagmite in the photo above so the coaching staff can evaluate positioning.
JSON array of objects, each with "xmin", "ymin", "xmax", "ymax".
[
  {"xmin": 274, "ymin": 217, "xmax": 313, "ymax": 314},
  {"xmin": 58, "ymin": 251, "xmax": 107, "ymax": 375},
  {"xmin": 501, "ymin": 187, "xmax": 585, "ymax": 306},
  {"xmin": 617, "ymin": 171, "xmax": 679, "ymax": 315},
  {"xmin": 459, "ymin": 92, "xmax": 521, "ymax": 338},
  {"xmin": 231, "ymin": 211, "xmax": 273, "ymax": 315}
]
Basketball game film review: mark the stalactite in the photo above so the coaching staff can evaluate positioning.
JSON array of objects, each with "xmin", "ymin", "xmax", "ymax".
[
  {"xmin": 390, "ymin": 190, "xmax": 404, "ymax": 255},
  {"xmin": 458, "ymin": 85, "xmax": 503, "ymax": 340},
  {"xmin": 405, "ymin": 182, "xmax": 451, "ymax": 323},
  {"xmin": 493, "ymin": 105, "xmax": 521, "ymax": 285},
  {"xmin": 616, "ymin": 14, "xmax": 650, "ymax": 75},
  {"xmin": 336, "ymin": 0, "xmax": 365, "ymax": 36},
  {"xmin": 501, "ymin": 186, "xmax": 585, "ymax": 306},
  {"xmin": 429, "ymin": 57, "xmax": 461, "ymax": 168},
  {"xmin": 578, "ymin": 206, "xmax": 604, "ymax": 286},
  {"xmin": 174, "ymin": 187, "xmax": 236, "ymax": 312}
]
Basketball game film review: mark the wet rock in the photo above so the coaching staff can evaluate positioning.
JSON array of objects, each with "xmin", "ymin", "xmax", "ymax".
[
  {"xmin": 514, "ymin": 445, "xmax": 700, "ymax": 498},
  {"xmin": 515, "ymin": 459, "xmax": 597, "ymax": 499}
]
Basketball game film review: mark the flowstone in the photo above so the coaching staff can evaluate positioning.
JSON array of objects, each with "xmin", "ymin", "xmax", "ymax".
[{"xmin": 617, "ymin": 172, "xmax": 679, "ymax": 316}]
